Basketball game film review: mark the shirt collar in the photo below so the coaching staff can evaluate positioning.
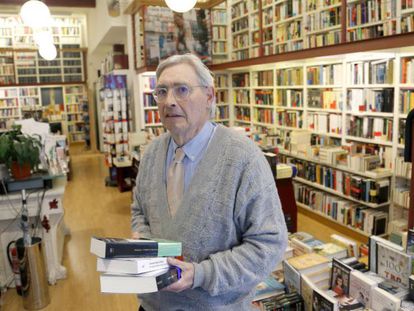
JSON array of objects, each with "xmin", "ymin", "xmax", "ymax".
[{"xmin": 171, "ymin": 122, "xmax": 215, "ymax": 162}]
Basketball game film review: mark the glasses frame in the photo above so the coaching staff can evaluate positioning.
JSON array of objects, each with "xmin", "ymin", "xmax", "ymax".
[{"xmin": 152, "ymin": 84, "xmax": 208, "ymax": 103}]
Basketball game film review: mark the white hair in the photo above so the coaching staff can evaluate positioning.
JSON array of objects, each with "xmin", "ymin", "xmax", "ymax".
[{"xmin": 156, "ymin": 54, "xmax": 216, "ymax": 119}]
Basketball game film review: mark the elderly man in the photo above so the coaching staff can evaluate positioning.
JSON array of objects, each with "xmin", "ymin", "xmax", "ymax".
[{"xmin": 131, "ymin": 53, "xmax": 288, "ymax": 310}]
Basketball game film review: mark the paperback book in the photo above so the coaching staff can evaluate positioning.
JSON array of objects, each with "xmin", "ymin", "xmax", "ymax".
[
  {"xmin": 100, "ymin": 267, "xmax": 181, "ymax": 294},
  {"xmin": 90, "ymin": 236, "xmax": 182, "ymax": 258},
  {"xmin": 97, "ymin": 257, "xmax": 169, "ymax": 274}
]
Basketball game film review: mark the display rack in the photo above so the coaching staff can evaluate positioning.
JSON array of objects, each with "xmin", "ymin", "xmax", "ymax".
[{"xmin": 100, "ymin": 71, "xmax": 129, "ymax": 167}]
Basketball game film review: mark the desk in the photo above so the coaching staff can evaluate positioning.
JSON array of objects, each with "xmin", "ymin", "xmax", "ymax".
[{"xmin": 0, "ymin": 177, "xmax": 67, "ymax": 287}]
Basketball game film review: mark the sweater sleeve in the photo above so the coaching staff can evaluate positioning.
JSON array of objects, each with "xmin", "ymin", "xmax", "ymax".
[
  {"xmin": 192, "ymin": 153, "xmax": 288, "ymax": 296},
  {"xmin": 130, "ymin": 153, "xmax": 152, "ymax": 239}
]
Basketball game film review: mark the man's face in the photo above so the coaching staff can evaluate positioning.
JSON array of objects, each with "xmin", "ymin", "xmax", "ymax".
[{"xmin": 156, "ymin": 63, "xmax": 213, "ymax": 141}]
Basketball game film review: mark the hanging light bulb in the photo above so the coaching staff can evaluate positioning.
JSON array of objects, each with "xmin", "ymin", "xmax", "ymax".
[
  {"xmin": 165, "ymin": 0, "xmax": 197, "ymax": 12},
  {"xmin": 20, "ymin": 0, "xmax": 52, "ymax": 28},
  {"xmin": 33, "ymin": 29, "xmax": 53, "ymax": 47},
  {"xmin": 39, "ymin": 43, "xmax": 57, "ymax": 61}
]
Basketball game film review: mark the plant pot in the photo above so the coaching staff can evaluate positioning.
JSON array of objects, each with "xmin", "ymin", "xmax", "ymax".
[{"xmin": 11, "ymin": 162, "xmax": 31, "ymax": 180}]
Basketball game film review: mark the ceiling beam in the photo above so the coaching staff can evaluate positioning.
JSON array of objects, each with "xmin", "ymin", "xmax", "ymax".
[{"xmin": 0, "ymin": 0, "xmax": 96, "ymax": 7}]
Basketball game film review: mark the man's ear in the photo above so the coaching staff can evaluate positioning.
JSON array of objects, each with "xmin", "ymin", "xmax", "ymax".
[{"xmin": 206, "ymin": 86, "xmax": 215, "ymax": 105}]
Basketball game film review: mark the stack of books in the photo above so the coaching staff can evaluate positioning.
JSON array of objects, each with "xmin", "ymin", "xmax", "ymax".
[{"xmin": 90, "ymin": 236, "xmax": 182, "ymax": 294}]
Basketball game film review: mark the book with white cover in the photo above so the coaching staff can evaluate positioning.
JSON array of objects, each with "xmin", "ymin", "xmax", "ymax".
[
  {"xmin": 100, "ymin": 267, "xmax": 180, "ymax": 294},
  {"xmin": 349, "ymin": 270, "xmax": 379, "ymax": 308},
  {"xmin": 369, "ymin": 235, "xmax": 405, "ymax": 274},
  {"xmin": 371, "ymin": 287, "xmax": 403, "ymax": 311},
  {"xmin": 97, "ymin": 257, "xmax": 169, "ymax": 274}
]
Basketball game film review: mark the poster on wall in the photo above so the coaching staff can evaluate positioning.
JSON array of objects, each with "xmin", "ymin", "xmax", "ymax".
[{"xmin": 143, "ymin": 6, "xmax": 211, "ymax": 66}]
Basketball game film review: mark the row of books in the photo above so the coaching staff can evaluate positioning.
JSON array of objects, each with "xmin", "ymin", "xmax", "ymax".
[
  {"xmin": 294, "ymin": 183, "xmax": 389, "ymax": 235},
  {"xmin": 348, "ymin": 59, "xmax": 394, "ymax": 85},
  {"xmin": 401, "ymin": 57, "xmax": 414, "ymax": 84},
  {"xmin": 306, "ymin": 64, "xmax": 343, "ymax": 86},
  {"xmin": 306, "ymin": 7, "xmax": 341, "ymax": 33},
  {"xmin": 347, "ymin": 88, "xmax": 394, "ymax": 113},
  {"xmin": 276, "ymin": 68, "xmax": 303, "ymax": 86},
  {"xmin": 308, "ymin": 89, "xmax": 342, "ymax": 110},
  {"xmin": 275, "ymin": 0, "xmax": 302, "ymax": 22},
  {"xmin": 346, "ymin": 115, "xmax": 393, "ymax": 142},
  {"xmin": 400, "ymin": 89, "xmax": 414, "ymax": 114},
  {"xmin": 307, "ymin": 112, "xmax": 342, "ymax": 134},
  {"xmin": 144, "ymin": 110, "xmax": 161, "ymax": 124},
  {"xmin": 307, "ymin": 30, "xmax": 341, "ymax": 48},
  {"xmin": 393, "ymin": 185, "xmax": 410, "ymax": 208},
  {"xmin": 347, "ymin": 0, "xmax": 397, "ymax": 28},
  {"xmin": 276, "ymin": 20, "xmax": 302, "ymax": 43},
  {"xmin": 277, "ymin": 110, "xmax": 303, "ymax": 128},
  {"xmin": 253, "ymin": 70, "xmax": 274, "ymax": 87},
  {"xmin": 233, "ymin": 89, "xmax": 249, "ymax": 104},
  {"xmin": 395, "ymin": 156, "xmax": 412, "ymax": 179},
  {"xmin": 254, "ymin": 108, "xmax": 274, "ymax": 124},
  {"xmin": 254, "ymin": 90, "xmax": 273, "ymax": 106},
  {"xmin": 293, "ymin": 159, "xmax": 390, "ymax": 203},
  {"xmin": 276, "ymin": 89, "xmax": 303, "ymax": 107}
]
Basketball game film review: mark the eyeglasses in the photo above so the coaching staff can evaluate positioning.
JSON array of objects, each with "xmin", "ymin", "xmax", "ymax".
[{"xmin": 152, "ymin": 84, "xmax": 207, "ymax": 103}]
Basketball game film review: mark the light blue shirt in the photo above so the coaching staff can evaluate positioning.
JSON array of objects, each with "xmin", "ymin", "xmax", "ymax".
[{"xmin": 166, "ymin": 121, "xmax": 216, "ymax": 192}]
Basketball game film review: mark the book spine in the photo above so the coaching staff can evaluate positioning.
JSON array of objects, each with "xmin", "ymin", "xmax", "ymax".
[{"xmin": 156, "ymin": 267, "xmax": 180, "ymax": 290}]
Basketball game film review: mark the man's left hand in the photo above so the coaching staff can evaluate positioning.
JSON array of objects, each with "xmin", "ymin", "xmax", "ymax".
[{"xmin": 163, "ymin": 257, "xmax": 194, "ymax": 292}]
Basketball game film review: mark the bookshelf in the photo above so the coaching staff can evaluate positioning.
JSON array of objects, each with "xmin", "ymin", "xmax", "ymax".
[
  {"xmin": 137, "ymin": 72, "xmax": 165, "ymax": 137},
  {"xmin": 64, "ymin": 85, "xmax": 87, "ymax": 143},
  {"xmin": 0, "ymin": 87, "xmax": 20, "ymax": 131},
  {"xmin": 100, "ymin": 71, "xmax": 129, "ymax": 166},
  {"xmin": 232, "ymin": 71, "xmax": 251, "ymax": 125},
  {"xmin": 231, "ymin": 0, "xmax": 250, "ymax": 61},
  {"xmin": 211, "ymin": 1, "xmax": 229, "ymax": 64},
  {"xmin": 214, "ymin": 72, "xmax": 231, "ymax": 125},
  {"xmin": 346, "ymin": 0, "xmax": 398, "ymax": 42},
  {"xmin": 206, "ymin": 49, "xmax": 414, "ymax": 236},
  {"xmin": 0, "ymin": 14, "xmax": 86, "ymax": 49},
  {"xmin": 304, "ymin": 0, "xmax": 342, "ymax": 48}
]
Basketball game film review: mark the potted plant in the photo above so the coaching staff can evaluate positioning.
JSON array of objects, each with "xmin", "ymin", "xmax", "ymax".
[{"xmin": 0, "ymin": 126, "xmax": 42, "ymax": 180}]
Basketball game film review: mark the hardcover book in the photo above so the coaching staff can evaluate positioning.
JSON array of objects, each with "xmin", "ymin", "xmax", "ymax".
[
  {"xmin": 377, "ymin": 242, "xmax": 411, "ymax": 288},
  {"xmin": 97, "ymin": 257, "xmax": 169, "ymax": 274},
  {"xmin": 371, "ymin": 286, "xmax": 405, "ymax": 311},
  {"xmin": 253, "ymin": 275, "xmax": 285, "ymax": 302},
  {"xmin": 368, "ymin": 235, "xmax": 404, "ymax": 273},
  {"xmin": 100, "ymin": 267, "xmax": 181, "ymax": 294},
  {"xmin": 287, "ymin": 253, "xmax": 330, "ymax": 275},
  {"xmin": 312, "ymin": 288, "xmax": 339, "ymax": 311},
  {"xmin": 90, "ymin": 237, "xmax": 182, "ymax": 258},
  {"xmin": 349, "ymin": 270, "xmax": 379, "ymax": 308},
  {"xmin": 330, "ymin": 258, "xmax": 352, "ymax": 297}
]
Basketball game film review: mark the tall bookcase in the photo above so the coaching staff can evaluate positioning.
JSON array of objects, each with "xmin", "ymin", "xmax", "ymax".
[
  {"xmin": 208, "ymin": 49, "xmax": 414, "ymax": 239},
  {"xmin": 138, "ymin": 72, "xmax": 165, "ymax": 137},
  {"xmin": 214, "ymin": 72, "xmax": 231, "ymax": 125},
  {"xmin": 211, "ymin": 1, "xmax": 229, "ymax": 64}
]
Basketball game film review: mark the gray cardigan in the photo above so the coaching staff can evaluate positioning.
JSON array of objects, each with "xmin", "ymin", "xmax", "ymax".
[{"xmin": 131, "ymin": 125, "xmax": 288, "ymax": 310}]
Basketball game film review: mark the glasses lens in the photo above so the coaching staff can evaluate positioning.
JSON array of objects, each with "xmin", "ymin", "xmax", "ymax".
[
  {"xmin": 174, "ymin": 85, "xmax": 190, "ymax": 99},
  {"xmin": 154, "ymin": 88, "xmax": 167, "ymax": 101}
]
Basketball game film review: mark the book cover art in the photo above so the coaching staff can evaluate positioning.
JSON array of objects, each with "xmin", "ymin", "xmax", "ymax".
[
  {"xmin": 253, "ymin": 275, "xmax": 285, "ymax": 302},
  {"xmin": 283, "ymin": 260, "xmax": 301, "ymax": 294},
  {"xmin": 287, "ymin": 253, "xmax": 330, "ymax": 273},
  {"xmin": 349, "ymin": 270, "xmax": 378, "ymax": 308},
  {"xmin": 371, "ymin": 287, "xmax": 402, "ymax": 311},
  {"xmin": 406, "ymin": 229, "xmax": 414, "ymax": 256},
  {"xmin": 377, "ymin": 242, "xmax": 411, "ymax": 288},
  {"xmin": 312, "ymin": 288, "xmax": 337, "ymax": 311},
  {"xmin": 330, "ymin": 258, "xmax": 352, "ymax": 297}
]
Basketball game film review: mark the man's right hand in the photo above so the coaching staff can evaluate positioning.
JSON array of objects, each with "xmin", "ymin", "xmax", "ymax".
[{"xmin": 132, "ymin": 232, "xmax": 140, "ymax": 239}]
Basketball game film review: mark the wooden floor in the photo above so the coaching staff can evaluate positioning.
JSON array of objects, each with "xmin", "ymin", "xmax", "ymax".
[{"xmin": 3, "ymin": 148, "xmax": 139, "ymax": 311}]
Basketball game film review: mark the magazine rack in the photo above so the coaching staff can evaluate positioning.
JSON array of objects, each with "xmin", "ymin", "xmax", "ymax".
[{"xmin": 404, "ymin": 109, "xmax": 414, "ymax": 229}]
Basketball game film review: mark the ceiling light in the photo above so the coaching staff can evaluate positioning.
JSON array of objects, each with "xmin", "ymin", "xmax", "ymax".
[
  {"xmin": 165, "ymin": 0, "xmax": 197, "ymax": 12},
  {"xmin": 39, "ymin": 43, "xmax": 57, "ymax": 61},
  {"xmin": 20, "ymin": 0, "xmax": 52, "ymax": 28},
  {"xmin": 33, "ymin": 30, "xmax": 53, "ymax": 47}
]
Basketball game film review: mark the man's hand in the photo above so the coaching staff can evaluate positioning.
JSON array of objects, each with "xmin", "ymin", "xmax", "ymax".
[
  {"xmin": 163, "ymin": 257, "xmax": 195, "ymax": 292},
  {"xmin": 132, "ymin": 232, "xmax": 140, "ymax": 239}
]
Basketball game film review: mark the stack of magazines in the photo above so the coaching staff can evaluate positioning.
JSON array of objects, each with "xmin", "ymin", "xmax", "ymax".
[{"xmin": 90, "ymin": 236, "xmax": 182, "ymax": 294}]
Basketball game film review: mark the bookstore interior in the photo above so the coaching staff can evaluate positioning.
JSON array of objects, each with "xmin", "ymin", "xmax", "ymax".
[{"xmin": 1, "ymin": 0, "xmax": 414, "ymax": 310}]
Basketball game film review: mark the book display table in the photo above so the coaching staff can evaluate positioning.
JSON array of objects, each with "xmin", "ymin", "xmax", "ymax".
[{"xmin": 0, "ymin": 176, "xmax": 67, "ymax": 287}]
